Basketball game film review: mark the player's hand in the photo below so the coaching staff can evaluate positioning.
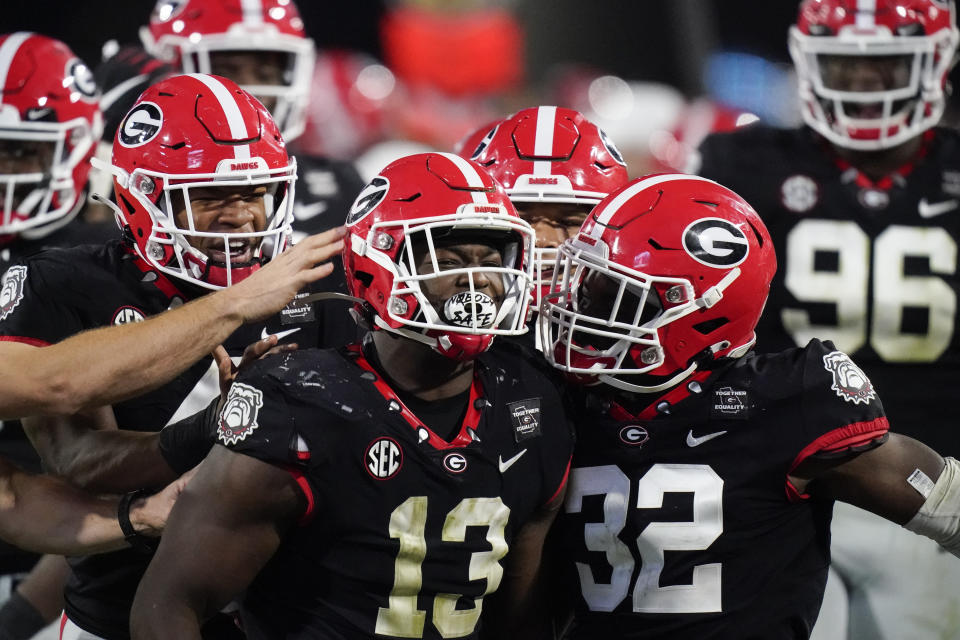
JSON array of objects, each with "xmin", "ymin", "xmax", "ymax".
[
  {"xmin": 212, "ymin": 337, "xmax": 298, "ymax": 405},
  {"xmin": 219, "ymin": 227, "xmax": 347, "ymax": 324},
  {"xmin": 130, "ymin": 467, "xmax": 199, "ymax": 537}
]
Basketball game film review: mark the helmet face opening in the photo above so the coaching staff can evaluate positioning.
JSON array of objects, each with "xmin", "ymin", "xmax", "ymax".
[{"xmin": 789, "ymin": 0, "xmax": 959, "ymax": 150}]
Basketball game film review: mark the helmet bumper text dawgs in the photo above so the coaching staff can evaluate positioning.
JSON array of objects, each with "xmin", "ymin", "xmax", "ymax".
[
  {"xmin": 96, "ymin": 73, "xmax": 295, "ymax": 290},
  {"xmin": 344, "ymin": 152, "xmax": 536, "ymax": 361},
  {"xmin": 0, "ymin": 32, "xmax": 102, "ymax": 239},
  {"xmin": 541, "ymin": 173, "xmax": 777, "ymax": 394},
  {"xmin": 789, "ymin": 0, "xmax": 960, "ymax": 150}
]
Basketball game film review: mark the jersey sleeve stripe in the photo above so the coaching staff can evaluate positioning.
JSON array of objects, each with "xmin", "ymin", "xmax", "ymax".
[
  {"xmin": 785, "ymin": 416, "xmax": 890, "ymax": 501},
  {"xmin": 544, "ymin": 455, "xmax": 572, "ymax": 508},
  {"xmin": 282, "ymin": 465, "xmax": 316, "ymax": 525},
  {"xmin": 0, "ymin": 335, "xmax": 50, "ymax": 347}
]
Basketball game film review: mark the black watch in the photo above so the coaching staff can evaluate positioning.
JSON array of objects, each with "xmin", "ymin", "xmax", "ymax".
[{"xmin": 117, "ymin": 489, "xmax": 159, "ymax": 554}]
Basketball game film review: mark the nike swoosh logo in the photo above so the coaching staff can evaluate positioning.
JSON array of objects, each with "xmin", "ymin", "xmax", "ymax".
[
  {"xmin": 498, "ymin": 449, "xmax": 528, "ymax": 473},
  {"xmin": 294, "ymin": 202, "xmax": 328, "ymax": 221},
  {"xmin": 260, "ymin": 327, "xmax": 302, "ymax": 342},
  {"xmin": 686, "ymin": 430, "xmax": 728, "ymax": 447},
  {"xmin": 918, "ymin": 198, "xmax": 959, "ymax": 218}
]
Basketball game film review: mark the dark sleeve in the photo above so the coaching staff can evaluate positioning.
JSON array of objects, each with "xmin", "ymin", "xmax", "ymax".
[
  {"xmin": 786, "ymin": 339, "xmax": 890, "ymax": 499},
  {"xmin": 0, "ymin": 260, "xmax": 85, "ymax": 345},
  {"xmin": 216, "ymin": 362, "xmax": 301, "ymax": 468}
]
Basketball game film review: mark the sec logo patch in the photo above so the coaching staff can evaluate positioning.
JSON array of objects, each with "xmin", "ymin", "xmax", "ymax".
[{"xmin": 366, "ymin": 437, "xmax": 403, "ymax": 480}]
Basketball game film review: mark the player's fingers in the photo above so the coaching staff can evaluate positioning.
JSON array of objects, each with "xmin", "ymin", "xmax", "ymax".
[
  {"xmin": 211, "ymin": 345, "xmax": 233, "ymax": 374},
  {"xmin": 239, "ymin": 334, "xmax": 278, "ymax": 369},
  {"xmin": 296, "ymin": 261, "xmax": 336, "ymax": 286}
]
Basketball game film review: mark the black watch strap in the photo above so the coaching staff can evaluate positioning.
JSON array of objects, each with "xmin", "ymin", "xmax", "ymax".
[{"xmin": 118, "ymin": 489, "xmax": 159, "ymax": 554}]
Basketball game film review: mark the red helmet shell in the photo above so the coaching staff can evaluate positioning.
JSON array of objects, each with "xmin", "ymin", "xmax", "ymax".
[
  {"xmin": 142, "ymin": 0, "xmax": 315, "ymax": 141},
  {"xmin": 472, "ymin": 106, "xmax": 629, "ymax": 205},
  {"xmin": 543, "ymin": 173, "xmax": 777, "ymax": 391},
  {"xmin": 107, "ymin": 73, "xmax": 294, "ymax": 289},
  {"xmin": 0, "ymin": 32, "xmax": 101, "ymax": 238},
  {"xmin": 344, "ymin": 152, "xmax": 536, "ymax": 360},
  {"xmin": 789, "ymin": 0, "xmax": 959, "ymax": 149}
]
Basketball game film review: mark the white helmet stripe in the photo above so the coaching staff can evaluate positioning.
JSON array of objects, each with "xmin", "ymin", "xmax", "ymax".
[
  {"xmin": 533, "ymin": 105, "xmax": 557, "ymax": 177},
  {"xmin": 0, "ymin": 33, "xmax": 33, "ymax": 105},
  {"xmin": 588, "ymin": 173, "xmax": 715, "ymax": 239},
  {"xmin": 186, "ymin": 73, "xmax": 251, "ymax": 160},
  {"xmin": 241, "ymin": 0, "xmax": 265, "ymax": 26},
  {"xmin": 436, "ymin": 152, "xmax": 490, "ymax": 204},
  {"xmin": 856, "ymin": 0, "xmax": 877, "ymax": 29}
]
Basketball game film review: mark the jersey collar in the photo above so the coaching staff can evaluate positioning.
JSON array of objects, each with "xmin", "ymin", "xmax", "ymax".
[{"xmin": 349, "ymin": 343, "xmax": 485, "ymax": 451}]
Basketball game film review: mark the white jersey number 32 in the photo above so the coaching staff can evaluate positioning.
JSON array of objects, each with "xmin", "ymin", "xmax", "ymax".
[{"xmin": 565, "ymin": 464, "xmax": 724, "ymax": 614}]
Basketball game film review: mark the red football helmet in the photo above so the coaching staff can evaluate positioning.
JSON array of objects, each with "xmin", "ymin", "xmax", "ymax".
[
  {"xmin": 94, "ymin": 73, "xmax": 294, "ymax": 290},
  {"xmin": 471, "ymin": 106, "xmax": 630, "ymax": 302},
  {"xmin": 140, "ymin": 0, "xmax": 315, "ymax": 142},
  {"xmin": 789, "ymin": 0, "xmax": 959, "ymax": 150},
  {"xmin": 343, "ymin": 152, "xmax": 536, "ymax": 361},
  {"xmin": 0, "ymin": 32, "xmax": 101, "ymax": 239},
  {"xmin": 541, "ymin": 173, "xmax": 777, "ymax": 393}
]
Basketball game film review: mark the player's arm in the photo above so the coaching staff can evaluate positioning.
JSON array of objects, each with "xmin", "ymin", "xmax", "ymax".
[
  {"xmin": 482, "ymin": 485, "xmax": 567, "ymax": 639},
  {"xmin": 0, "ymin": 456, "xmax": 186, "ymax": 556},
  {"xmin": 792, "ymin": 433, "xmax": 960, "ymax": 556},
  {"xmin": 22, "ymin": 408, "xmax": 180, "ymax": 492},
  {"xmin": 22, "ymin": 334, "xmax": 292, "ymax": 493},
  {"xmin": 0, "ymin": 228, "xmax": 344, "ymax": 420},
  {"xmin": 130, "ymin": 444, "xmax": 304, "ymax": 639}
]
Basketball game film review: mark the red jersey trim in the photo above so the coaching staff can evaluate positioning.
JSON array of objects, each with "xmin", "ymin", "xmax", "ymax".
[
  {"xmin": 545, "ymin": 455, "xmax": 572, "ymax": 508},
  {"xmin": 349, "ymin": 343, "xmax": 484, "ymax": 451},
  {"xmin": 0, "ymin": 335, "xmax": 50, "ymax": 347},
  {"xmin": 785, "ymin": 416, "xmax": 890, "ymax": 502},
  {"xmin": 830, "ymin": 129, "xmax": 934, "ymax": 190},
  {"xmin": 123, "ymin": 245, "xmax": 187, "ymax": 300},
  {"xmin": 609, "ymin": 369, "xmax": 715, "ymax": 421},
  {"xmin": 283, "ymin": 466, "xmax": 316, "ymax": 525}
]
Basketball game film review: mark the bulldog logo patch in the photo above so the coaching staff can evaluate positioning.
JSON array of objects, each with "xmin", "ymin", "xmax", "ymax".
[
  {"xmin": 217, "ymin": 382, "xmax": 265, "ymax": 445},
  {"xmin": 0, "ymin": 266, "xmax": 27, "ymax": 322},
  {"xmin": 823, "ymin": 351, "xmax": 876, "ymax": 405}
]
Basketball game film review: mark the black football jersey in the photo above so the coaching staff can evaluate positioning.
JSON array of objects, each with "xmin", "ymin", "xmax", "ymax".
[
  {"xmin": 0, "ymin": 240, "xmax": 336, "ymax": 639},
  {"xmin": 698, "ymin": 125, "xmax": 960, "ymax": 457},
  {"xmin": 558, "ymin": 339, "xmax": 888, "ymax": 640},
  {"xmin": 219, "ymin": 342, "xmax": 574, "ymax": 640}
]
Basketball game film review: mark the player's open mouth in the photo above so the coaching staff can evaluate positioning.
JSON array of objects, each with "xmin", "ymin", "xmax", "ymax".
[{"xmin": 207, "ymin": 238, "xmax": 254, "ymax": 264}]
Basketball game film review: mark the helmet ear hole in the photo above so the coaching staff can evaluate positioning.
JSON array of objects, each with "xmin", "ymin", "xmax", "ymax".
[
  {"xmin": 693, "ymin": 317, "xmax": 729, "ymax": 335},
  {"xmin": 354, "ymin": 271, "xmax": 374, "ymax": 288}
]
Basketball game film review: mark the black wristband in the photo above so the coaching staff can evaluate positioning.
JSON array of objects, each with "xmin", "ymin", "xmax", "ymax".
[
  {"xmin": 159, "ymin": 397, "xmax": 221, "ymax": 474},
  {"xmin": 118, "ymin": 489, "xmax": 159, "ymax": 554}
]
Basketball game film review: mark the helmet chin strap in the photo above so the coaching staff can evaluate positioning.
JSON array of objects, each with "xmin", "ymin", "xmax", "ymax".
[
  {"xmin": 599, "ymin": 331, "xmax": 752, "ymax": 395},
  {"xmin": 599, "ymin": 361, "xmax": 700, "ymax": 394}
]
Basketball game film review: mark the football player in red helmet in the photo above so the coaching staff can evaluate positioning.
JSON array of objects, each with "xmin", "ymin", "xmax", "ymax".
[
  {"xmin": 540, "ymin": 173, "xmax": 960, "ymax": 638},
  {"xmin": 696, "ymin": 2, "xmax": 960, "ymax": 637},
  {"xmin": 0, "ymin": 73, "xmax": 346, "ymax": 640},
  {"xmin": 140, "ymin": 0, "xmax": 314, "ymax": 142},
  {"xmin": 342, "ymin": 152, "xmax": 535, "ymax": 360},
  {"xmin": 96, "ymin": 73, "xmax": 295, "ymax": 290},
  {"xmin": 469, "ymin": 106, "xmax": 630, "ymax": 320},
  {"xmin": 0, "ymin": 32, "xmax": 109, "ymax": 271},
  {"xmin": 131, "ymin": 152, "xmax": 574, "ymax": 639}
]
